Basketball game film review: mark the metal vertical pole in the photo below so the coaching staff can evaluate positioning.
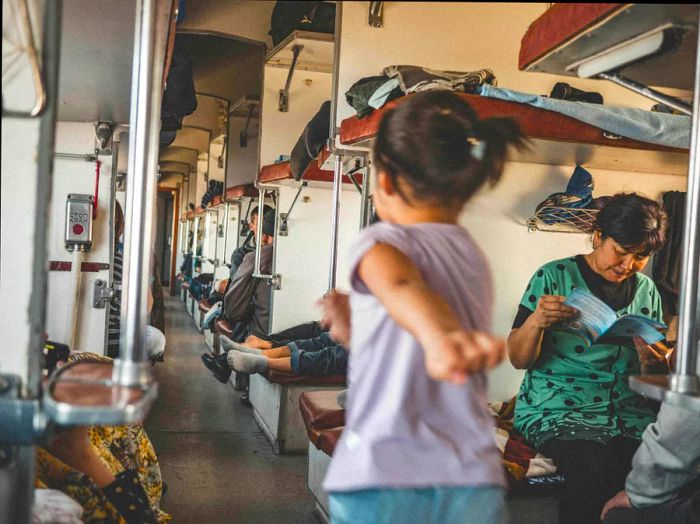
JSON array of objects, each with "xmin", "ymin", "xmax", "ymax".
[
  {"xmin": 359, "ymin": 155, "xmax": 370, "ymax": 230},
  {"xmin": 671, "ymin": 9, "xmax": 700, "ymax": 394},
  {"xmin": 254, "ymin": 188, "xmax": 265, "ymax": 274},
  {"xmin": 204, "ymin": 209, "xmax": 211, "ymax": 259},
  {"xmin": 115, "ymin": 0, "xmax": 165, "ymax": 386},
  {"xmin": 328, "ymin": 153, "xmax": 343, "ymax": 290},
  {"xmin": 222, "ymin": 202, "xmax": 231, "ymax": 265}
]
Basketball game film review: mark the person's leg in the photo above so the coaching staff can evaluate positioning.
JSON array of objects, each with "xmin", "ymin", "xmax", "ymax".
[
  {"xmin": 264, "ymin": 321, "xmax": 324, "ymax": 346},
  {"xmin": 329, "ymin": 486, "xmax": 507, "ymax": 524},
  {"xmin": 291, "ymin": 345, "xmax": 348, "ymax": 376},
  {"xmin": 219, "ymin": 335, "xmax": 290, "ymax": 357},
  {"xmin": 144, "ymin": 326, "xmax": 166, "ymax": 361},
  {"xmin": 243, "ymin": 335, "xmax": 274, "ymax": 349},
  {"xmin": 604, "ymin": 491, "xmax": 700, "ymax": 524},
  {"xmin": 540, "ymin": 438, "xmax": 620, "ymax": 524},
  {"xmin": 260, "ymin": 347, "xmax": 291, "ymax": 358},
  {"xmin": 292, "ymin": 332, "xmax": 334, "ymax": 353}
]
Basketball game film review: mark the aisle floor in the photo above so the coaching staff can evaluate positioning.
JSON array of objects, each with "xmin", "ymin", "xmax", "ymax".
[{"xmin": 145, "ymin": 295, "xmax": 317, "ymax": 523}]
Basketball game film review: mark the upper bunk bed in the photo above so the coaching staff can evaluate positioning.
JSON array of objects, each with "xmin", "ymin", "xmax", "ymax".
[
  {"xmin": 339, "ymin": 92, "xmax": 690, "ymax": 175},
  {"xmin": 258, "ymin": 148, "xmax": 363, "ymax": 185},
  {"xmin": 519, "ymin": 4, "xmax": 698, "ymax": 97}
]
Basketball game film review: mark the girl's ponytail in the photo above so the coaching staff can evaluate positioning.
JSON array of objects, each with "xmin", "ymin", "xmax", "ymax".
[
  {"xmin": 471, "ymin": 117, "xmax": 527, "ymax": 188},
  {"xmin": 373, "ymin": 91, "xmax": 527, "ymax": 206}
]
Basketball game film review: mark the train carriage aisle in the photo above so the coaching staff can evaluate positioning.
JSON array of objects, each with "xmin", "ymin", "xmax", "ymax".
[{"xmin": 144, "ymin": 295, "xmax": 314, "ymax": 523}]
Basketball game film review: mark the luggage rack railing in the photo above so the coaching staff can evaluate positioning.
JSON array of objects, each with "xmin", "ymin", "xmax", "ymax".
[{"xmin": 527, "ymin": 206, "xmax": 599, "ymax": 234}]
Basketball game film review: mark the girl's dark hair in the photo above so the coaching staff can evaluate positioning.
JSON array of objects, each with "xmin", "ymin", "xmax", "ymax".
[
  {"xmin": 373, "ymin": 90, "xmax": 526, "ymax": 206},
  {"xmin": 595, "ymin": 193, "xmax": 667, "ymax": 255}
]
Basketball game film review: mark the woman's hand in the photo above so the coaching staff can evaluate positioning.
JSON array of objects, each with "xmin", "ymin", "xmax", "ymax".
[
  {"xmin": 633, "ymin": 336, "xmax": 672, "ymax": 373},
  {"xmin": 423, "ymin": 330, "xmax": 505, "ymax": 385},
  {"xmin": 318, "ymin": 290, "xmax": 351, "ymax": 347},
  {"xmin": 531, "ymin": 295, "xmax": 579, "ymax": 329}
]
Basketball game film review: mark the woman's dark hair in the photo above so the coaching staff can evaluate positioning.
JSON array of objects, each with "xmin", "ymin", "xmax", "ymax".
[
  {"xmin": 251, "ymin": 204, "xmax": 273, "ymax": 220},
  {"xmin": 594, "ymin": 193, "xmax": 667, "ymax": 255},
  {"xmin": 372, "ymin": 90, "xmax": 526, "ymax": 206}
]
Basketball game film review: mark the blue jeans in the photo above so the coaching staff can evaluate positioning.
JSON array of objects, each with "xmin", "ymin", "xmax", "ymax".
[
  {"xmin": 288, "ymin": 332, "xmax": 348, "ymax": 376},
  {"xmin": 329, "ymin": 486, "xmax": 508, "ymax": 524}
]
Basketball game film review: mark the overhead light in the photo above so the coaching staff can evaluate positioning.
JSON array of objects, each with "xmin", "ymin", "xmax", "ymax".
[{"xmin": 567, "ymin": 25, "xmax": 671, "ymax": 79}]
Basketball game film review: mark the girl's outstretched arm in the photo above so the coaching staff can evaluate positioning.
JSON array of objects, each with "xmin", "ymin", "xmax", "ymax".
[{"xmin": 358, "ymin": 243, "xmax": 505, "ymax": 384}]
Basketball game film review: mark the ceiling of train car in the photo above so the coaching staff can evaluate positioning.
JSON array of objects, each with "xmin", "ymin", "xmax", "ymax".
[
  {"xmin": 57, "ymin": 0, "xmax": 136, "ymax": 123},
  {"xmin": 170, "ymin": 126, "xmax": 211, "ymax": 156},
  {"xmin": 182, "ymin": 94, "xmax": 227, "ymax": 139},
  {"xmin": 160, "ymin": 146, "xmax": 200, "ymax": 170},
  {"xmin": 175, "ymin": 32, "xmax": 264, "ymax": 103}
]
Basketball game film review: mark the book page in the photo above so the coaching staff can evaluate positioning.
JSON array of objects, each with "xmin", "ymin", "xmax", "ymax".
[
  {"xmin": 552, "ymin": 288, "xmax": 617, "ymax": 345},
  {"xmin": 602, "ymin": 315, "xmax": 666, "ymax": 345}
]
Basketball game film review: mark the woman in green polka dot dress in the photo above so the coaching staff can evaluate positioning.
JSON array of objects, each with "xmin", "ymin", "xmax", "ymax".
[{"xmin": 507, "ymin": 193, "xmax": 672, "ymax": 524}]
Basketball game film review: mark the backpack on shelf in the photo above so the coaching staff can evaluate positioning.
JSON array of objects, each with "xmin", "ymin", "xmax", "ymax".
[{"xmin": 269, "ymin": 1, "xmax": 335, "ymax": 47}]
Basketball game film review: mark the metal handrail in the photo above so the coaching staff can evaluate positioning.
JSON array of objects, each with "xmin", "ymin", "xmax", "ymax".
[
  {"xmin": 2, "ymin": 0, "xmax": 46, "ymax": 118},
  {"xmin": 671, "ymin": 8, "xmax": 700, "ymax": 392},
  {"xmin": 114, "ymin": 0, "xmax": 168, "ymax": 387}
]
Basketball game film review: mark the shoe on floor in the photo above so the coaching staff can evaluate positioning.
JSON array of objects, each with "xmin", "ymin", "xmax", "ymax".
[{"xmin": 201, "ymin": 353, "xmax": 231, "ymax": 384}]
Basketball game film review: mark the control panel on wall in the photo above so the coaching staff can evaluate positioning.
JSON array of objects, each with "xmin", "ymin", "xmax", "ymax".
[{"xmin": 65, "ymin": 194, "xmax": 94, "ymax": 252}]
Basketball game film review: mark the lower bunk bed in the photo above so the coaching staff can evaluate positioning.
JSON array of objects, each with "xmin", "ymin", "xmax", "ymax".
[{"xmin": 299, "ymin": 390, "xmax": 564, "ymax": 524}]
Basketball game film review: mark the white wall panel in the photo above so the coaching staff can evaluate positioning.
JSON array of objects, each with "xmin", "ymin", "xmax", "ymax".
[
  {"xmin": 270, "ymin": 183, "xmax": 362, "ymax": 333},
  {"xmin": 226, "ymin": 115, "xmax": 259, "ymax": 187},
  {"xmin": 45, "ymin": 122, "xmax": 113, "ymax": 354},
  {"xmin": 259, "ymin": 67, "xmax": 332, "ymax": 167}
]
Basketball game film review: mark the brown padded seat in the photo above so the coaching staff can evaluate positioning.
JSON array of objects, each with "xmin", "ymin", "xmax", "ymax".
[
  {"xmin": 299, "ymin": 390, "xmax": 346, "ymax": 447},
  {"xmin": 198, "ymin": 299, "xmax": 213, "ymax": 313},
  {"xmin": 318, "ymin": 427, "xmax": 343, "ymax": 456},
  {"xmin": 215, "ymin": 319, "xmax": 233, "ymax": 339},
  {"xmin": 264, "ymin": 369, "xmax": 346, "ymax": 387}
]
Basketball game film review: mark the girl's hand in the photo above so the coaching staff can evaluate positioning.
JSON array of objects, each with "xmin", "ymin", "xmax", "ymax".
[
  {"xmin": 633, "ymin": 336, "xmax": 672, "ymax": 370},
  {"xmin": 531, "ymin": 295, "xmax": 579, "ymax": 329},
  {"xmin": 318, "ymin": 290, "xmax": 351, "ymax": 347},
  {"xmin": 423, "ymin": 330, "xmax": 505, "ymax": 385}
]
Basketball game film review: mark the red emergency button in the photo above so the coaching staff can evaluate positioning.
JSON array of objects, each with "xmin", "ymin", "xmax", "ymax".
[{"xmin": 72, "ymin": 224, "xmax": 85, "ymax": 235}]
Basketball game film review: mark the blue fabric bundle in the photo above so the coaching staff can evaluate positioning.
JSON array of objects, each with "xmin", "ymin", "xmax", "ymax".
[{"xmin": 479, "ymin": 85, "xmax": 691, "ymax": 149}]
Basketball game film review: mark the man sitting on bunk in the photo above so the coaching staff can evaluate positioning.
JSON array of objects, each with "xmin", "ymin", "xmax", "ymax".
[
  {"xmin": 601, "ymin": 397, "xmax": 700, "ymax": 524},
  {"xmin": 201, "ymin": 331, "xmax": 347, "ymax": 383},
  {"xmin": 199, "ymin": 204, "xmax": 273, "ymax": 331},
  {"xmin": 220, "ymin": 209, "xmax": 276, "ymax": 341}
]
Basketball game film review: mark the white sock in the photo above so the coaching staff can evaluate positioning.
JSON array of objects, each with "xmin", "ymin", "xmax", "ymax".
[
  {"xmin": 227, "ymin": 351, "xmax": 268, "ymax": 374},
  {"xmin": 220, "ymin": 335, "xmax": 262, "ymax": 355}
]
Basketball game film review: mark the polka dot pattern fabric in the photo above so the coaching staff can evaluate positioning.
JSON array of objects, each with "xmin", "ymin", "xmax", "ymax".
[{"xmin": 513, "ymin": 257, "xmax": 664, "ymax": 448}]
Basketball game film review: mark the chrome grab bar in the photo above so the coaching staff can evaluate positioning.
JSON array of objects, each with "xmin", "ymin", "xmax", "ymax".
[{"xmin": 2, "ymin": 0, "xmax": 46, "ymax": 118}]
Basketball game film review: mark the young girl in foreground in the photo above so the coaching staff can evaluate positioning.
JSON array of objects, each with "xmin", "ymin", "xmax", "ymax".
[{"xmin": 320, "ymin": 91, "xmax": 525, "ymax": 524}]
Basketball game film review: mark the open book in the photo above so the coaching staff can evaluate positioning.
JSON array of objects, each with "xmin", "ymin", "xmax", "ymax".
[{"xmin": 552, "ymin": 288, "xmax": 666, "ymax": 346}]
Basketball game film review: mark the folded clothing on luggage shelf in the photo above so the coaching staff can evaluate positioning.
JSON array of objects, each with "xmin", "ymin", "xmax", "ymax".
[
  {"xmin": 345, "ymin": 66, "xmax": 497, "ymax": 118},
  {"xmin": 479, "ymin": 84, "xmax": 691, "ymax": 149},
  {"xmin": 201, "ymin": 180, "xmax": 224, "ymax": 209}
]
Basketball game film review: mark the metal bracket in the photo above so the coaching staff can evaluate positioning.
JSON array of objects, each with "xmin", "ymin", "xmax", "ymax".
[
  {"xmin": 269, "ymin": 274, "xmax": 282, "ymax": 290},
  {"xmin": 94, "ymin": 121, "xmax": 114, "ymax": 155},
  {"xmin": 279, "ymin": 181, "xmax": 308, "ymax": 236},
  {"xmin": 369, "ymin": 1, "xmax": 384, "ymax": 28},
  {"xmin": 92, "ymin": 279, "xmax": 115, "ymax": 309},
  {"xmin": 240, "ymin": 103, "xmax": 256, "ymax": 147},
  {"xmin": 279, "ymin": 45, "xmax": 304, "ymax": 112}
]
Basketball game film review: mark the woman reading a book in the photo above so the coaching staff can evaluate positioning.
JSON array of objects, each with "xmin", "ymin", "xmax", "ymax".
[{"xmin": 506, "ymin": 193, "xmax": 671, "ymax": 524}]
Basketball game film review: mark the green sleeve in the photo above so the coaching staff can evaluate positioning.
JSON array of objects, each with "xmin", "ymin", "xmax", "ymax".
[{"xmin": 519, "ymin": 265, "xmax": 557, "ymax": 312}]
